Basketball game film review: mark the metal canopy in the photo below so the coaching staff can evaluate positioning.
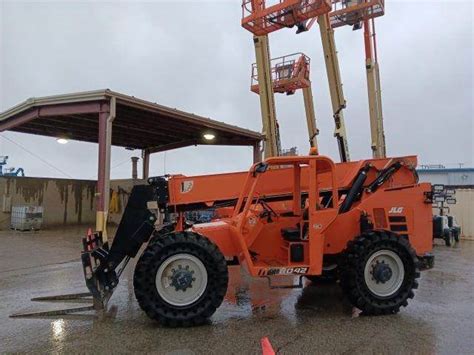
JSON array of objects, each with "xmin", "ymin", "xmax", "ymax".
[
  {"xmin": 0, "ymin": 89, "xmax": 262, "ymax": 153},
  {"xmin": 0, "ymin": 89, "xmax": 263, "ymax": 238}
]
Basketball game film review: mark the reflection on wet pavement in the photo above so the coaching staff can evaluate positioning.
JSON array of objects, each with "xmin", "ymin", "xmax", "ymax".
[{"xmin": 1, "ymin": 227, "xmax": 473, "ymax": 353}]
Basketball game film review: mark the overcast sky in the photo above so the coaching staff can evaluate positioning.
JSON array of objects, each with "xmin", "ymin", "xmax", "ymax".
[{"xmin": 0, "ymin": 0, "xmax": 472, "ymax": 179}]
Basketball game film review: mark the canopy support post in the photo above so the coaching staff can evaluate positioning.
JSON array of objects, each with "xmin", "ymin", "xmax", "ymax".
[{"xmin": 96, "ymin": 97, "xmax": 116, "ymax": 242}]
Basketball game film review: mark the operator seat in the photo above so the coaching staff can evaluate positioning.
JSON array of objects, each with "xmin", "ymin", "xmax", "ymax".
[
  {"xmin": 281, "ymin": 226, "xmax": 301, "ymax": 242},
  {"xmin": 281, "ymin": 208, "xmax": 309, "ymax": 241}
]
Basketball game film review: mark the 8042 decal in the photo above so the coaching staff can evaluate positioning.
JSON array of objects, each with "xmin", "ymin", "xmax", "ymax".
[{"xmin": 258, "ymin": 267, "xmax": 308, "ymax": 276}]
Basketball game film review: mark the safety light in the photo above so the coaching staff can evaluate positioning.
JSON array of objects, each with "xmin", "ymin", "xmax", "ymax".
[
  {"xmin": 56, "ymin": 138, "xmax": 68, "ymax": 144},
  {"xmin": 203, "ymin": 133, "xmax": 215, "ymax": 141}
]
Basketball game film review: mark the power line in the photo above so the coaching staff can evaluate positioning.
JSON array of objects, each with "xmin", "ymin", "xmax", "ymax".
[
  {"xmin": 85, "ymin": 156, "xmax": 134, "ymax": 180},
  {"xmin": 0, "ymin": 134, "xmax": 74, "ymax": 178},
  {"xmin": 111, "ymin": 157, "xmax": 133, "ymax": 170}
]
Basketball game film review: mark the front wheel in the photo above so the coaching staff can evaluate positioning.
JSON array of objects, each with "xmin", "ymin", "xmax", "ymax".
[
  {"xmin": 340, "ymin": 231, "xmax": 420, "ymax": 315},
  {"xmin": 133, "ymin": 231, "xmax": 228, "ymax": 327}
]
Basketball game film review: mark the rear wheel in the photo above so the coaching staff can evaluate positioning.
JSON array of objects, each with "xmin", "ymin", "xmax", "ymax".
[
  {"xmin": 444, "ymin": 229, "xmax": 454, "ymax": 246},
  {"xmin": 134, "ymin": 231, "xmax": 228, "ymax": 327},
  {"xmin": 340, "ymin": 230, "xmax": 420, "ymax": 315},
  {"xmin": 453, "ymin": 229, "xmax": 460, "ymax": 243}
]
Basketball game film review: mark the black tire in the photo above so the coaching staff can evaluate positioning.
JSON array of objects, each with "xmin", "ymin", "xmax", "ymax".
[
  {"xmin": 133, "ymin": 231, "xmax": 228, "ymax": 327},
  {"xmin": 453, "ymin": 229, "xmax": 460, "ymax": 243},
  {"xmin": 339, "ymin": 230, "xmax": 420, "ymax": 315},
  {"xmin": 149, "ymin": 223, "xmax": 176, "ymax": 244},
  {"xmin": 444, "ymin": 230, "xmax": 453, "ymax": 247}
]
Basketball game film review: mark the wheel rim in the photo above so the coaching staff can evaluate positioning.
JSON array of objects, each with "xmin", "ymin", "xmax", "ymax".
[
  {"xmin": 364, "ymin": 250, "xmax": 405, "ymax": 298},
  {"xmin": 155, "ymin": 253, "xmax": 208, "ymax": 307}
]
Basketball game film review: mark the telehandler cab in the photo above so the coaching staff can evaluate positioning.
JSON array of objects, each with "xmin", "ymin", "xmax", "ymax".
[{"xmin": 81, "ymin": 154, "xmax": 434, "ymax": 326}]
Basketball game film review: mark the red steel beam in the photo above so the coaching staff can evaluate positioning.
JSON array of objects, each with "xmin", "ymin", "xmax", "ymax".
[{"xmin": 0, "ymin": 101, "xmax": 103, "ymax": 132}]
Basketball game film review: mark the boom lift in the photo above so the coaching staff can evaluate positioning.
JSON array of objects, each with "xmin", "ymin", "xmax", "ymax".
[
  {"xmin": 243, "ymin": 1, "xmax": 333, "ymax": 158},
  {"xmin": 329, "ymin": 0, "xmax": 387, "ymax": 158},
  {"xmin": 251, "ymin": 53, "xmax": 320, "ymax": 149},
  {"xmin": 242, "ymin": 1, "xmax": 351, "ymax": 162},
  {"xmin": 0, "ymin": 156, "xmax": 25, "ymax": 177}
]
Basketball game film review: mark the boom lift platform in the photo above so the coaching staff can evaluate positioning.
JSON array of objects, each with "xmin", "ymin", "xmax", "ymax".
[
  {"xmin": 251, "ymin": 53, "xmax": 319, "ymax": 149},
  {"xmin": 329, "ymin": 0, "xmax": 385, "ymax": 29},
  {"xmin": 242, "ymin": 0, "xmax": 332, "ymax": 36}
]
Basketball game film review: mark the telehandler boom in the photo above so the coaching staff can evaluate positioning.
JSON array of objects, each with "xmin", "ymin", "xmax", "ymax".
[{"xmin": 81, "ymin": 154, "xmax": 434, "ymax": 326}]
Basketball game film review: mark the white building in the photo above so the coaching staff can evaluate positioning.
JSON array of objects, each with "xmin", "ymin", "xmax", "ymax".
[{"xmin": 417, "ymin": 167, "xmax": 473, "ymax": 239}]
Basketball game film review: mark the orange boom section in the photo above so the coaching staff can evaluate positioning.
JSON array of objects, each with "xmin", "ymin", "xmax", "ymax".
[
  {"xmin": 166, "ymin": 155, "xmax": 419, "ymax": 209},
  {"xmin": 242, "ymin": 0, "xmax": 332, "ymax": 36}
]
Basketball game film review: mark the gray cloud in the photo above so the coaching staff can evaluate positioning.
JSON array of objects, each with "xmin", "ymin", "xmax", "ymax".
[{"xmin": 1, "ymin": 0, "xmax": 472, "ymax": 179}]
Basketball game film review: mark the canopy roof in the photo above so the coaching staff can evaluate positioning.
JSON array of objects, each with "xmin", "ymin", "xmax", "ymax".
[{"xmin": 0, "ymin": 89, "xmax": 262, "ymax": 153}]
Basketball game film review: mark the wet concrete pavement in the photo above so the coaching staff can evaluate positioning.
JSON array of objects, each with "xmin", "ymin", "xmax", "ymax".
[{"xmin": 1, "ymin": 227, "xmax": 474, "ymax": 354}]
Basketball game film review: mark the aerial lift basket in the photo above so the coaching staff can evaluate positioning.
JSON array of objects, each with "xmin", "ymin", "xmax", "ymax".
[
  {"xmin": 251, "ymin": 53, "xmax": 311, "ymax": 95},
  {"xmin": 329, "ymin": 0, "xmax": 385, "ymax": 29},
  {"xmin": 242, "ymin": 0, "xmax": 332, "ymax": 36}
]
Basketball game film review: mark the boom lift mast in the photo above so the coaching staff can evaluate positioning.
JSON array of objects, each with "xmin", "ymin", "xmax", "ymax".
[
  {"xmin": 329, "ymin": 0, "xmax": 386, "ymax": 158},
  {"xmin": 364, "ymin": 18, "xmax": 386, "ymax": 158},
  {"xmin": 253, "ymin": 35, "xmax": 281, "ymax": 157},
  {"xmin": 251, "ymin": 52, "xmax": 320, "ymax": 150},
  {"xmin": 243, "ymin": 1, "xmax": 332, "ymax": 159},
  {"xmin": 317, "ymin": 14, "xmax": 350, "ymax": 161},
  {"xmin": 242, "ymin": 0, "xmax": 350, "ymax": 162}
]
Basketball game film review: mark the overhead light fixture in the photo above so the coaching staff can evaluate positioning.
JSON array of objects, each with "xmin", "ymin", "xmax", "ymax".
[
  {"xmin": 203, "ymin": 133, "xmax": 216, "ymax": 141},
  {"xmin": 56, "ymin": 138, "xmax": 68, "ymax": 144}
]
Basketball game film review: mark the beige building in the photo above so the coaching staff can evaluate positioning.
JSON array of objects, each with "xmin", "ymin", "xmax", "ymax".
[
  {"xmin": 0, "ymin": 176, "xmax": 136, "ymax": 230},
  {"xmin": 444, "ymin": 189, "xmax": 474, "ymax": 240}
]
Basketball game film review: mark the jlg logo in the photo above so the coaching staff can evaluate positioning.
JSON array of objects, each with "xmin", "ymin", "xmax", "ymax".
[{"xmin": 389, "ymin": 207, "xmax": 404, "ymax": 214}]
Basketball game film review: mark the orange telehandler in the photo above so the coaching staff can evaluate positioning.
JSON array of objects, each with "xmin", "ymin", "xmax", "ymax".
[{"xmin": 81, "ymin": 154, "xmax": 434, "ymax": 326}]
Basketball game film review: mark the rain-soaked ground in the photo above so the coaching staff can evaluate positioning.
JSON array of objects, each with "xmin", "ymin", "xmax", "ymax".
[{"xmin": 1, "ymin": 226, "xmax": 473, "ymax": 354}]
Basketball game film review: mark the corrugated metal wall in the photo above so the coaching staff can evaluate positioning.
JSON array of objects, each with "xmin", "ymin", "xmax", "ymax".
[
  {"xmin": 418, "ymin": 168, "xmax": 474, "ymax": 186},
  {"xmin": 448, "ymin": 189, "xmax": 474, "ymax": 240}
]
